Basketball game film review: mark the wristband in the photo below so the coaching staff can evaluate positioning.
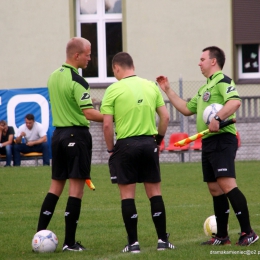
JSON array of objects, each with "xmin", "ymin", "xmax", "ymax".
[
  {"xmin": 107, "ymin": 149, "xmax": 115, "ymax": 153},
  {"xmin": 155, "ymin": 134, "xmax": 164, "ymax": 145},
  {"xmin": 0, "ymin": 143, "xmax": 2, "ymax": 148}
]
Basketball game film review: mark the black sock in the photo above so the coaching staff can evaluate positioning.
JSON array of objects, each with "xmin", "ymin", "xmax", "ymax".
[
  {"xmin": 213, "ymin": 194, "xmax": 229, "ymax": 237},
  {"xmin": 226, "ymin": 187, "xmax": 251, "ymax": 234},
  {"xmin": 64, "ymin": 197, "xmax": 82, "ymax": 246},
  {"xmin": 121, "ymin": 199, "xmax": 138, "ymax": 245},
  {"xmin": 37, "ymin": 192, "xmax": 59, "ymax": 231},
  {"xmin": 150, "ymin": 196, "xmax": 167, "ymax": 241}
]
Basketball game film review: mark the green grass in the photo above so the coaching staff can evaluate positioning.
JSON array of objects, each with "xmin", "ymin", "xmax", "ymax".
[{"xmin": 0, "ymin": 161, "xmax": 260, "ymax": 259}]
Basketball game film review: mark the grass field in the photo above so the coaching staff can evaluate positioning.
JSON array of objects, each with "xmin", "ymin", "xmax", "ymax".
[{"xmin": 0, "ymin": 161, "xmax": 260, "ymax": 259}]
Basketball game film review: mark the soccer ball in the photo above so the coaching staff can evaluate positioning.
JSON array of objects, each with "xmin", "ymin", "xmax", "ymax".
[
  {"xmin": 32, "ymin": 230, "xmax": 58, "ymax": 253},
  {"xmin": 203, "ymin": 103, "xmax": 223, "ymax": 125},
  {"xmin": 203, "ymin": 215, "xmax": 217, "ymax": 236}
]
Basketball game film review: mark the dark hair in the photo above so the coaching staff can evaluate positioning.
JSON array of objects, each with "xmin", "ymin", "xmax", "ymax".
[
  {"xmin": 25, "ymin": 114, "xmax": 35, "ymax": 121},
  {"xmin": 112, "ymin": 52, "xmax": 134, "ymax": 69},
  {"xmin": 202, "ymin": 46, "xmax": 225, "ymax": 69},
  {"xmin": 0, "ymin": 120, "xmax": 7, "ymax": 126}
]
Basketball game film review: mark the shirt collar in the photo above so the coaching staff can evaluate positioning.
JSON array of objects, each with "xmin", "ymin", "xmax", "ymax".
[
  {"xmin": 122, "ymin": 75, "xmax": 136, "ymax": 79},
  {"xmin": 62, "ymin": 63, "xmax": 79, "ymax": 74},
  {"xmin": 207, "ymin": 71, "xmax": 222, "ymax": 83}
]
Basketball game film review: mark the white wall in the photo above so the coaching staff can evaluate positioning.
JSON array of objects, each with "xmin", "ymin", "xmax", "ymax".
[
  {"xmin": 0, "ymin": 0, "xmax": 72, "ymax": 89},
  {"xmin": 0, "ymin": 0, "xmax": 257, "ymax": 97},
  {"xmin": 123, "ymin": 0, "xmax": 233, "ymax": 82}
]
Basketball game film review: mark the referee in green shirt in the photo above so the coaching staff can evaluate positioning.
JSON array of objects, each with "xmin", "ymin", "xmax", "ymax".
[
  {"xmin": 101, "ymin": 52, "xmax": 175, "ymax": 253},
  {"xmin": 157, "ymin": 46, "xmax": 258, "ymax": 246},
  {"xmin": 36, "ymin": 37, "xmax": 103, "ymax": 252}
]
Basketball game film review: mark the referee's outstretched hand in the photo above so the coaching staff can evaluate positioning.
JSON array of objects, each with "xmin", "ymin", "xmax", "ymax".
[{"xmin": 156, "ymin": 76, "xmax": 170, "ymax": 93}]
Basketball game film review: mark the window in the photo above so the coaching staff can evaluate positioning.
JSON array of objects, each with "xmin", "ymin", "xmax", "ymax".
[
  {"xmin": 232, "ymin": 0, "xmax": 260, "ymax": 83},
  {"xmin": 76, "ymin": 0, "xmax": 122, "ymax": 85},
  {"xmin": 238, "ymin": 44, "xmax": 260, "ymax": 79}
]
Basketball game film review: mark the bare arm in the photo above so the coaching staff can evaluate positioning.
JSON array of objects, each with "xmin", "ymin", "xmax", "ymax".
[
  {"xmin": 27, "ymin": 135, "xmax": 47, "ymax": 146},
  {"xmin": 156, "ymin": 75, "xmax": 193, "ymax": 116},
  {"xmin": 15, "ymin": 131, "xmax": 26, "ymax": 144},
  {"xmin": 82, "ymin": 108, "xmax": 103, "ymax": 122},
  {"xmin": 217, "ymin": 99, "xmax": 241, "ymax": 120},
  {"xmin": 0, "ymin": 134, "xmax": 14, "ymax": 147},
  {"xmin": 103, "ymin": 114, "xmax": 114, "ymax": 152},
  {"xmin": 156, "ymin": 105, "xmax": 169, "ymax": 136},
  {"xmin": 209, "ymin": 99, "xmax": 241, "ymax": 132}
]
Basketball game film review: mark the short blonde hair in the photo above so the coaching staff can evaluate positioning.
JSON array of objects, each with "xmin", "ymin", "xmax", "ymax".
[{"xmin": 66, "ymin": 37, "xmax": 91, "ymax": 58}]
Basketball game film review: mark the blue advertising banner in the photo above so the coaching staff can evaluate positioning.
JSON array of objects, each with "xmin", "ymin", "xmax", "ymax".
[{"xmin": 0, "ymin": 88, "xmax": 54, "ymax": 158}]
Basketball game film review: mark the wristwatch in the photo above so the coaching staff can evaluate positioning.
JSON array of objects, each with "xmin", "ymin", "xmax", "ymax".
[
  {"xmin": 214, "ymin": 115, "xmax": 222, "ymax": 122},
  {"xmin": 107, "ymin": 149, "xmax": 115, "ymax": 153}
]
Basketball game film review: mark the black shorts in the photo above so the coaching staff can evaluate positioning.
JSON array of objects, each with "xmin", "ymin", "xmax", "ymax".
[
  {"xmin": 109, "ymin": 135, "xmax": 161, "ymax": 184},
  {"xmin": 202, "ymin": 133, "xmax": 238, "ymax": 182},
  {"xmin": 51, "ymin": 126, "xmax": 92, "ymax": 180}
]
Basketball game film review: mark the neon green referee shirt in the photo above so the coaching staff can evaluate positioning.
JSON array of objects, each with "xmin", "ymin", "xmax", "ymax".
[
  {"xmin": 47, "ymin": 63, "xmax": 94, "ymax": 127},
  {"xmin": 187, "ymin": 71, "xmax": 241, "ymax": 138},
  {"xmin": 101, "ymin": 76, "xmax": 165, "ymax": 139}
]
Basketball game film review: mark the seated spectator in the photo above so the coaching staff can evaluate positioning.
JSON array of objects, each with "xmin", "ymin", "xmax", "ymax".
[
  {"xmin": 0, "ymin": 120, "xmax": 15, "ymax": 167},
  {"xmin": 13, "ymin": 114, "xmax": 50, "ymax": 166}
]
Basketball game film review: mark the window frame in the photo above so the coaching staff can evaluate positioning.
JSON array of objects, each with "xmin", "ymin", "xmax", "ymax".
[
  {"xmin": 76, "ymin": 0, "xmax": 122, "ymax": 85},
  {"xmin": 237, "ymin": 44, "xmax": 260, "ymax": 80},
  {"xmin": 232, "ymin": 0, "xmax": 260, "ymax": 84}
]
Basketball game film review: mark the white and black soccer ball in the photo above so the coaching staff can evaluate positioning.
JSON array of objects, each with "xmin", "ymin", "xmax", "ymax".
[
  {"xmin": 32, "ymin": 230, "xmax": 58, "ymax": 253},
  {"xmin": 203, "ymin": 103, "xmax": 223, "ymax": 125},
  {"xmin": 203, "ymin": 215, "xmax": 217, "ymax": 237}
]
